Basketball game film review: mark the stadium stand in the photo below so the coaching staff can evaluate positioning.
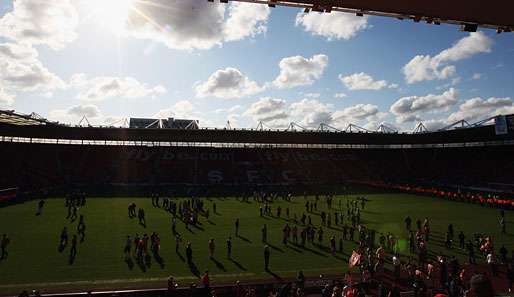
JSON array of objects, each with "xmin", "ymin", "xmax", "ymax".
[{"xmin": 0, "ymin": 110, "xmax": 513, "ymax": 195}]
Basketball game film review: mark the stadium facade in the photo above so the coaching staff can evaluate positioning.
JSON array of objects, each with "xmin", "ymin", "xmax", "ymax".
[{"xmin": 1, "ymin": 110, "xmax": 513, "ymax": 196}]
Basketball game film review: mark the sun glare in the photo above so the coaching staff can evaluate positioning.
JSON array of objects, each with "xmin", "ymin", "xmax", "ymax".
[{"xmin": 84, "ymin": 0, "xmax": 135, "ymax": 34}]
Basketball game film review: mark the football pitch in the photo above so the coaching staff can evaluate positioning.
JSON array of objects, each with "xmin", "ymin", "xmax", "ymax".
[{"xmin": 0, "ymin": 190, "xmax": 512, "ymax": 295}]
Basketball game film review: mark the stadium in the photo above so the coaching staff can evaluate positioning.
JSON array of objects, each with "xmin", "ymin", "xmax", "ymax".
[
  {"xmin": 1, "ymin": 109, "xmax": 514, "ymax": 297},
  {"xmin": 1, "ymin": 1, "xmax": 514, "ymax": 297}
]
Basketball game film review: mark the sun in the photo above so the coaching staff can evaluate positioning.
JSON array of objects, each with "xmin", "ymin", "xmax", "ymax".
[{"xmin": 84, "ymin": 0, "xmax": 135, "ymax": 34}]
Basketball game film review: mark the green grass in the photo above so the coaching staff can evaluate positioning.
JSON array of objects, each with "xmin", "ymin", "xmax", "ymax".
[{"xmin": 0, "ymin": 192, "xmax": 512, "ymax": 295}]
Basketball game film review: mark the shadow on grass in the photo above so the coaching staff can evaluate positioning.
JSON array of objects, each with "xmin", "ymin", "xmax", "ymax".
[
  {"xmin": 145, "ymin": 254, "xmax": 152, "ymax": 268},
  {"xmin": 230, "ymin": 258, "xmax": 247, "ymax": 271},
  {"xmin": 267, "ymin": 243, "xmax": 284, "ymax": 253},
  {"xmin": 211, "ymin": 257, "xmax": 227, "ymax": 272},
  {"xmin": 191, "ymin": 224, "xmax": 205, "ymax": 231},
  {"xmin": 68, "ymin": 253, "xmax": 76, "ymax": 265},
  {"xmin": 333, "ymin": 255, "xmax": 346, "ymax": 261},
  {"xmin": 237, "ymin": 235, "xmax": 252, "ymax": 243},
  {"xmin": 286, "ymin": 244, "xmax": 303, "ymax": 253},
  {"xmin": 125, "ymin": 257, "xmax": 134, "ymax": 270},
  {"xmin": 188, "ymin": 261, "xmax": 200, "ymax": 277},
  {"xmin": 176, "ymin": 250, "xmax": 185, "ymax": 262},
  {"xmin": 154, "ymin": 252, "xmax": 165, "ymax": 269},
  {"xmin": 266, "ymin": 269, "xmax": 282, "ymax": 281},
  {"xmin": 300, "ymin": 245, "xmax": 328, "ymax": 257}
]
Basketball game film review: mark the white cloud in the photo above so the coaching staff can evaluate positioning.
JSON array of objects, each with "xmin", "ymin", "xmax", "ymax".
[
  {"xmin": 215, "ymin": 105, "xmax": 242, "ymax": 114},
  {"xmin": 226, "ymin": 113, "xmax": 240, "ymax": 127},
  {"xmin": 472, "ymin": 73, "xmax": 482, "ymax": 80},
  {"xmin": 339, "ymin": 72, "xmax": 389, "ymax": 90},
  {"xmin": 0, "ymin": 42, "xmax": 65, "ymax": 93},
  {"xmin": 290, "ymin": 99, "xmax": 332, "ymax": 127},
  {"xmin": 48, "ymin": 104, "xmax": 102, "ymax": 125},
  {"xmin": 332, "ymin": 104, "xmax": 380, "ymax": 127},
  {"xmin": 70, "ymin": 73, "xmax": 166, "ymax": 101},
  {"xmin": 273, "ymin": 54, "xmax": 328, "ymax": 89},
  {"xmin": 448, "ymin": 97, "xmax": 514, "ymax": 123},
  {"xmin": 0, "ymin": 0, "xmax": 78, "ymax": 50},
  {"xmin": 126, "ymin": 1, "xmax": 269, "ymax": 50},
  {"xmin": 244, "ymin": 97, "xmax": 389, "ymax": 130},
  {"xmin": 295, "ymin": 12, "xmax": 369, "ymax": 40},
  {"xmin": 223, "ymin": 2, "xmax": 270, "ymax": 42},
  {"xmin": 126, "ymin": 0, "xmax": 224, "ymax": 50},
  {"xmin": 304, "ymin": 92, "xmax": 321, "ymax": 98},
  {"xmin": 334, "ymin": 92, "xmax": 347, "ymax": 98},
  {"xmin": 195, "ymin": 67, "xmax": 264, "ymax": 99},
  {"xmin": 403, "ymin": 32, "xmax": 493, "ymax": 84},
  {"xmin": 0, "ymin": 88, "xmax": 14, "ymax": 107},
  {"xmin": 154, "ymin": 100, "xmax": 196, "ymax": 119},
  {"xmin": 422, "ymin": 119, "xmax": 448, "ymax": 131},
  {"xmin": 67, "ymin": 104, "xmax": 101, "ymax": 118},
  {"xmin": 390, "ymin": 88, "xmax": 458, "ymax": 123},
  {"xmin": 244, "ymin": 97, "xmax": 288, "ymax": 123}
]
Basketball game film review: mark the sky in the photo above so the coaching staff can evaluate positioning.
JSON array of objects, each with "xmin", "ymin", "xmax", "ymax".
[{"xmin": 0, "ymin": 0, "xmax": 513, "ymax": 131}]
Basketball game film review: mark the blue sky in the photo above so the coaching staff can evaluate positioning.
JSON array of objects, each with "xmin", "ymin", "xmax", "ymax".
[{"xmin": 0, "ymin": 0, "xmax": 513, "ymax": 131}]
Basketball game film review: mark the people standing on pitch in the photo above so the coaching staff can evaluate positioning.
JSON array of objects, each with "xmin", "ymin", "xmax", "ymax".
[
  {"xmin": 138, "ymin": 208, "xmax": 146, "ymax": 227},
  {"xmin": 171, "ymin": 216, "xmax": 177, "ymax": 235},
  {"xmin": 261, "ymin": 224, "xmax": 267, "ymax": 243},
  {"xmin": 226, "ymin": 236, "xmax": 232, "ymax": 259},
  {"xmin": 292, "ymin": 225, "xmax": 298, "ymax": 244},
  {"xmin": 77, "ymin": 216, "xmax": 86, "ymax": 242},
  {"xmin": 60, "ymin": 227, "xmax": 68, "ymax": 250},
  {"xmin": 466, "ymin": 240, "xmax": 476, "ymax": 264},
  {"xmin": 71, "ymin": 205, "xmax": 78, "ymax": 222},
  {"xmin": 0, "ymin": 234, "xmax": 10, "ymax": 260},
  {"xmin": 66, "ymin": 201, "xmax": 72, "ymax": 219},
  {"xmin": 36, "ymin": 199, "xmax": 45, "ymax": 216},
  {"xmin": 151, "ymin": 193, "xmax": 160, "ymax": 208},
  {"xmin": 235, "ymin": 218, "xmax": 240, "ymax": 236},
  {"xmin": 208, "ymin": 238, "xmax": 215, "ymax": 259},
  {"xmin": 500, "ymin": 216, "xmax": 506, "ymax": 234},
  {"xmin": 404, "ymin": 216, "xmax": 412, "ymax": 231},
  {"xmin": 201, "ymin": 270, "xmax": 210, "ymax": 292},
  {"xmin": 317, "ymin": 227, "xmax": 324, "ymax": 246},
  {"xmin": 124, "ymin": 235, "xmax": 132, "ymax": 259},
  {"xmin": 330, "ymin": 236, "xmax": 336, "ymax": 256},
  {"xmin": 70, "ymin": 234, "xmax": 78, "ymax": 261},
  {"xmin": 186, "ymin": 242, "xmax": 193, "ymax": 264},
  {"xmin": 264, "ymin": 245, "xmax": 270, "ymax": 271},
  {"xmin": 128, "ymin": 203, "xmax": 136, "ymax": 218},
  {"xmin": 458, "ymin": 231, "xmax": 465, "ymax": 249},
  {"xmin": 175, "ymin": 234, "xmax": 181, "ymax": 253}
]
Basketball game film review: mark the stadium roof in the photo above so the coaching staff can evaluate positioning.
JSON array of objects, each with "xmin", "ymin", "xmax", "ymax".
[
  {"xmin": 231, "ymin": 0, "xmax": 514, "ymax": 32},
  {"xmin": 0, "ymin": 110, "xmax": 512, "ymax": 146},
  {"xmin": 0, "ymin": 110, "xmax": 58, "ymax": 126}
]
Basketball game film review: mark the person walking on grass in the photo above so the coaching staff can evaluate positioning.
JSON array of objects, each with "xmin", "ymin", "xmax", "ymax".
[
  {"xmin": 70, "ymin": 235, "xmax": 78, "ymax": 259},
  {"xmin": 227, "ymin": 236, "xmax": 232, "ymax": 258},
  {"xmin": 208, "ymin": 238, "xmax": 215, "ymax": 259},
  {"xmin": 261, "ymin": 224, "xmax": 267, "ymax": 243},
  {"xmin": 1, "ymin": 234, "xmax": 10, "ymax": 260},
  {"xmin": 124, "ymin": 235, "xmax": 132, "ymax": 259},
  {"xmin": 500, "ymin": 217, "xmax": 506, "ymax": 234},
  {"xmin": 264, "ymin": 245, "xmax": 270, "ymax": 271},
  {"xmin": 186, "ymin": 242, "xmax": 193, "ymax": 264},
  {"xmin": 235, "ymin": 218, "xmax": 240, "ymax": 236}
]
